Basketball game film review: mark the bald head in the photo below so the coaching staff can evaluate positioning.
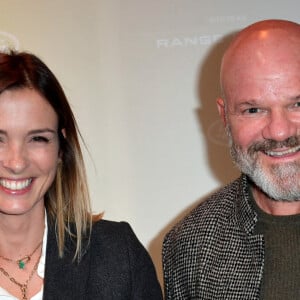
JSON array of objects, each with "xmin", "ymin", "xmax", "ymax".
[
  {"xmin": 216, "ymin": 20, "xmax": 300, "ymax": 204},
  {"xmin": 220, "ymin": 19, "xmax": 300, "ymax": 100}
]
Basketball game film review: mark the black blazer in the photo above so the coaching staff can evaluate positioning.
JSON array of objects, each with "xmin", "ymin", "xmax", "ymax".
[{"xmin": 43, "ymin": 220, "xmax": 163, "ymax": 299}]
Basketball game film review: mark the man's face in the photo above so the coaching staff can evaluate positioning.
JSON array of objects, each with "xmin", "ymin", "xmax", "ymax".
[{"xmin": 218, "ymin": 32, "xmax": 300, "ymax": 201}]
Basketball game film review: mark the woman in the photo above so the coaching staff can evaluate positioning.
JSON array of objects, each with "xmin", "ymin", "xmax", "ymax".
[{"xmin": 0, "ymin": 51, "xmax": 162, "ymax": 299}]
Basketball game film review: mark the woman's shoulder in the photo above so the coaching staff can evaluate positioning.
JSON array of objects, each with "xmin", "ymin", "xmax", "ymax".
[
  {"xmin": 90, "ymin": 219, "xmax": 140, "ymax": 248},
  {"xmin": 91, "ymin": 219, "xmax": 133, "ymax": 235},
  {"xmin": 89, "ymin": 220, "xmax": 163, "ymax": 299}
]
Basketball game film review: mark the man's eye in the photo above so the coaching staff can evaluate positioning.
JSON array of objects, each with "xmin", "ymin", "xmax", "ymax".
[
  {"xmin": 32, "ymin": 136, "xmax": 50, "ymax": 143},
  {"xmin": 246, "ymin": 107, "xmax": 260, "ymax": 114}
]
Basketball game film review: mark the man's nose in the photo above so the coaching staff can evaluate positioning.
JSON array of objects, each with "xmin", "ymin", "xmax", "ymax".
[{"xmin": 262, "ymin": 110, "xmax": 298, "ymax": 142}]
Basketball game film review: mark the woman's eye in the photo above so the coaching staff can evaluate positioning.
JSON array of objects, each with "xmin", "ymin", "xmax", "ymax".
[{"xmin": 32, "ymin": 136, "xmax": 50, "ymax": 143}]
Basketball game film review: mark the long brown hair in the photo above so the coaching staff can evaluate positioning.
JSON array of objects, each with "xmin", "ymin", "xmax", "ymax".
[{"xmin": 0, "ymin": 51, "xmax": 96, "ymax": 259}]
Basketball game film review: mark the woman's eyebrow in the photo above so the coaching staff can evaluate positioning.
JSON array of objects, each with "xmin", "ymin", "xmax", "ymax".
[{"xmin": 28, "ymin": 128, "xmax": 57, "ymax": 134}]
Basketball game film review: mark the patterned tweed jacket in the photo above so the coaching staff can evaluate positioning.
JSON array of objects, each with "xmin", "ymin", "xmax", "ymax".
[{"xmin": 163, "ymin": 175, "xmax": 264, "ymax": 299}]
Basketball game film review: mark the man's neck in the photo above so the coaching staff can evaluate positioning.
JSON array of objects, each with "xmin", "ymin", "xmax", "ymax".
[{"xmin": 252, "ymin": 186, "xmax": 300, "ymax": 216}]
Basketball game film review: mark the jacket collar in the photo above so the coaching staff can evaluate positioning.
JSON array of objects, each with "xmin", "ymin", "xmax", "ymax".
[{"xmin": 235, "ymin": 174, "xmax": 259, "ymax": 235}]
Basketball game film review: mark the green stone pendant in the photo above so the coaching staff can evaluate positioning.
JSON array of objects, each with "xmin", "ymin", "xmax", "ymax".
[
  {"xmin": 18, "ymin": 260, "xmax": 25, "ymax": 269},
  {"xmin": 18, "ymin": 256, "xmax": 30, "ymax": 269}
]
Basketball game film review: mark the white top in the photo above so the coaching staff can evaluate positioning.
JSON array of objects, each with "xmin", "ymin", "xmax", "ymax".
[{"xmin": 0, "ymin": 215, "xmax": 48, "ymax": 299}]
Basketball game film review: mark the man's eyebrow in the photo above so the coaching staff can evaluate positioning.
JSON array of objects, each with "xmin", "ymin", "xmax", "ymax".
[
  {"xmin": 234, "ymin": 100, "xmax": 260, "ymax": 108},
  {"xmin": 291, "ymin": 95, "xmax": 300, "ymax": 101}
]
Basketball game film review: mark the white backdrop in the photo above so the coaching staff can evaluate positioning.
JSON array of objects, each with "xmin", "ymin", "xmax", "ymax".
[{"xmin": 0, "ymin": 0, "xmax": 299, "ymax": 286}]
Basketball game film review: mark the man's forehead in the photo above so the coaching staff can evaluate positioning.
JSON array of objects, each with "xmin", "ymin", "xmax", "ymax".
[{"xmin": 220, "ymin": 24, "xmax": 300, "ymax": 88}]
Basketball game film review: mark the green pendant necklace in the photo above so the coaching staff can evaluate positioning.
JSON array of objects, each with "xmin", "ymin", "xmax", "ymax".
[
  {"xmin": 18, "ymin": 255, "xmax": 30, "ymax": 269},
  {"xmin": 0, "ymin": 240, "xmax": 42, "ymax": 269}
]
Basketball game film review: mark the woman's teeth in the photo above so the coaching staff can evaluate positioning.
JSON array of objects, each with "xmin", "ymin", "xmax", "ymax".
[{"xmin": 0, "ymin": 179, "xmax": 32, "ymax": 190}]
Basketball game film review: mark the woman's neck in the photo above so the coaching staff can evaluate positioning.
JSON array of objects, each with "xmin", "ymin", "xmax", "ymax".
[{"xmin": 0, "ymin": 205, "xmax": 45, "ymax": 258}]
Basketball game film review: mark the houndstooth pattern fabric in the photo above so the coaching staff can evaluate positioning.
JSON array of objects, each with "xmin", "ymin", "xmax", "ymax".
[{"xmin": 163, "ymin": 175, "xmax": 265, "ymax": 300}]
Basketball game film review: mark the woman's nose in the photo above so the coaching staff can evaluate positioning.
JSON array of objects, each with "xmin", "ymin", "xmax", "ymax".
[{"xmin": 1, "ymin": 143, "xmax": 28, "ymax": 174}]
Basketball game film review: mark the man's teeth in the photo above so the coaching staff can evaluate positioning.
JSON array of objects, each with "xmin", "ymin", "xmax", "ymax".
[
  {"xmin": 266, "ymin": 146, "xmax": 300, "ymax": 157},
  {"xmin": 0, "ymin": 179, "xmax": 32, "ymax": 190}
]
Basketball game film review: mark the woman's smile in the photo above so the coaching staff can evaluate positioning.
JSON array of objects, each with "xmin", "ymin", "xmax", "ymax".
[{"xmin": 0, "ymin": 178, "xmax": 33, "ymax": 192}]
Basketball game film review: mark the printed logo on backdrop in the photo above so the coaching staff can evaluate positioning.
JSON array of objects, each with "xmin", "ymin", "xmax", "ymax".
[
  {"xmin": 156, "ymin": 15, "xmax": 247, "ymax": 49},
  {"xmin": 207, "ymin": 119, "xmax": 228, "ymax": 147},
  {"xmin": 156, "ymin": 34, "xmax": 222, "ymax": 49},
  {"xmin": 0, "ymin": 32, "xmax": 20, "ymax": 53}
]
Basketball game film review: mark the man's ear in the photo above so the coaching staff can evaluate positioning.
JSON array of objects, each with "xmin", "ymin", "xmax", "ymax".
[{"xmin": 216, "ymin": 97, "xmax": 227, "ymax": 126}]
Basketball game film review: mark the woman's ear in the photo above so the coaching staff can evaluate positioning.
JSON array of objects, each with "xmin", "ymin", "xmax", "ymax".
[
  {"xmin": 61, "ymin": 128, "xmax": 66, "ymax": 138},
  {"xmin": 58, "ymin": 128, "xmax": 66, "ymax": 160},
  {"xmin": 216, "ymin": 97, "xmax": 227, "ymax": 127}
]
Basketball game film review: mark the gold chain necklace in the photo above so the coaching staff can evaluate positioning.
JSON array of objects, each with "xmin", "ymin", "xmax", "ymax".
[
  {"xmin": 0, "ymin": 241, "xmax": 42, "ymax": 269},
  {"xmin": 0, "ymin": 249, "xmax": 41, "ymax": 300}
]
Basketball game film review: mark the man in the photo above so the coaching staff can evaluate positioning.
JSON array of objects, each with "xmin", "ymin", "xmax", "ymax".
[{"xmin": 163, "ymin": 19, "xmax": 300, "ymax": 299}]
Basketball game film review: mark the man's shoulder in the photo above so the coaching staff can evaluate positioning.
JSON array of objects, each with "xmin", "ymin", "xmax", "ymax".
[{"xmin": 164, "ymin": 177, "xmax": 243, "ymax": 246}]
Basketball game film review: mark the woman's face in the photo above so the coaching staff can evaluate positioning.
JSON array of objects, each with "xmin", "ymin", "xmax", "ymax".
[{"xmin": 0, "ymin": 87, "xmax": 60, "ymax": 216}]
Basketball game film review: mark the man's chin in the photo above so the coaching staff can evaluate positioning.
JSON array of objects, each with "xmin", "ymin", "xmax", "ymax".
[{"xmin": 250, "ymin": 173, "xmax": 300, "ymax": 202}]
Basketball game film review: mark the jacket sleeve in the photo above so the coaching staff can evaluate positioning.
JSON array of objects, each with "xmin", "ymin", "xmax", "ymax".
[
  {"xmin": 121, "ymin": 222, "xmax": 163, "ymax": 300},
  {"xmin": 162, "ymin": 229, "xmax": 176, "ymax": 300}
]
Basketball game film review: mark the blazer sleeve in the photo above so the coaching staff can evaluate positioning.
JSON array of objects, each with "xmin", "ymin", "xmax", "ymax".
[{"xmin": 121, "ymin": 222, "xmax": 163, "ymax": 300}]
